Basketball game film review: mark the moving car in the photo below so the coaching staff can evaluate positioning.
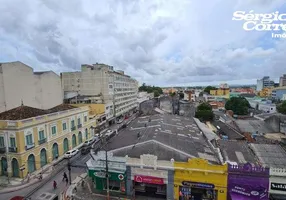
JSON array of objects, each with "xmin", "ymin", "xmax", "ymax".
[{"xmin": 64, "ymin": 149, "xmax": 79, "ymax": 158}]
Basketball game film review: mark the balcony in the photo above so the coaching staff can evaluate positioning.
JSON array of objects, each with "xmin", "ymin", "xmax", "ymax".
[
  {"xmin": 9, "ymin": 147, "xmax": 17, "ymax": 153},
  {"xmin": 25, "ymin": 143, "xmax": 35, "ymax": 151},
  {"xmin": 77, "ymin": 124, "xmax": 82, "ymax": 128},
  {"xmin": 0, "ymin": 147, "xmax": 6, "ymax": 153},
  {"xmin": 71, "ymin": 126, "xmax": 76, "ymax": 131},
  {"xmin": 38, "ymin": 138, "xmax": 47, "ymax": 145}
]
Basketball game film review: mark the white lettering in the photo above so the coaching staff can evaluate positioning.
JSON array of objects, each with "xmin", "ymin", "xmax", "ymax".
[
  {"xmin": 243, "ymin": 21, "xmax": 256, "ymax": 31},
  {"xmin": 278, "ymin": 13, "xmax": 286, "ymax": 21},
  {"xmin": 232, "ymin": 11, "xmax": 246, "ymax": 20},
  {"xmin": 254, "ymin": 23, "xmax": 267, "ymax": 31}
]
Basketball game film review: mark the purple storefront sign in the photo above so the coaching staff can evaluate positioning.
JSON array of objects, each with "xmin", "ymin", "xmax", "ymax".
[{"xmin": 228, "ymin": 163, "xmax": 269, "ymax": 200}]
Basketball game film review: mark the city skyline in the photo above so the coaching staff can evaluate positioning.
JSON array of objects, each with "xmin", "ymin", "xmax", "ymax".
[{"xmin": 0, "ymin": 0, "xmax": 286, "ymax": 86}]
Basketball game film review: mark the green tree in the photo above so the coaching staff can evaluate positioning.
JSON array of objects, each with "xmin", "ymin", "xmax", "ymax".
[
  {"xmin": 277, "ymin": 101, "xmax": 286, "ymax": 114},
  {"xmin": 169, "ymin": 92, "xmax": 176, "ymax": 97},
  {"xmin": 138, "ymin": 83, "xmax": 163, "ymax": 94},
  {"xmin": 225, "ymin": 97, "xmax": 250, "ymax": 115},
  {"xmin": 195, "ymin": 102, "xmax": 214, "ymax": 121},
  {"xmin": 203, "ymin": 86, "xmax": 217, "ymax": 94},
  {"xmin": 154, "ymin": 90, "xmax": 160, "ymax": 97}
]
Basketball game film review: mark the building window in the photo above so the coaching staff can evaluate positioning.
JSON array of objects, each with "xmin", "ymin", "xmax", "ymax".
[
  {"xmin": 39, "ymin": 130, "xmax": 45, "ymax": 140},
  {"xmin": 62, "ymin": 122, "xmax": 67, "ymax": 131},
  {"xmin": 26, "ymin": 134, "xmax": 33, "ymax": 145},
  {"xmin": 10, "ymin": 137, "xmax": 16, "ymax": 147},
  {"xmin": 71, "ymin": 120, "xmax": 75, "ymax": 128},
  {"xmin": 51, "ymin": 126, "xmax": 57, "ymax": 135},
  {"xmin": 84, "ymin": 116, "xmax": 87, "ymax": 122},
  {"xmin": 0, "ymin": 136, "xmax": 5, "ymax": 147},
  {"xmin": 78, "ymin": 118, "xmax": 81, "ymax": 125}
]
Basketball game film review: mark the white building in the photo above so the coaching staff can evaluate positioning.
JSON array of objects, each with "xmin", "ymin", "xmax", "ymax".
[
  {"xmin": 279, "ymin": 74, "xmax": 286, "ymax": 87},
  {"xmin": 269, "ymin": 168, "xmax": 286, "ymax": 199},
  {"xmin": 61, "ymin": 63, "xmax": 138, "ymax": 120},
  {"xmin": 258, "ymin": 103, "xmax": 276, "ymax": 113},
  {"xmin": 0, "ymin": 61, "xmax": 63, "ymax": 113},
  {"xmin": 257, "ymin": 76, "xmax": 274, "ymax": 91}
]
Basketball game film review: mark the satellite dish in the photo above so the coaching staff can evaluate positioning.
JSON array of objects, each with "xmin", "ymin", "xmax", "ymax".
[{"xmin": 170, "ymin": 158, "xmax": 174, "ymax": 163}]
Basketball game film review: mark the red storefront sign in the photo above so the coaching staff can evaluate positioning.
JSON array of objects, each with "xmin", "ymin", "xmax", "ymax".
[{"xmin": 134, "ymin": 175, "xmax": 164, "ymax": 185}]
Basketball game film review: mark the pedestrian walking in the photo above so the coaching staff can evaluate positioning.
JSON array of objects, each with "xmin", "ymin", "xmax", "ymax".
[
  {"xmin": 63, "ymin": 172, "xmax": 67, "ymax": 181},
  {"xmin": 65, "ymin": 177, "xmax": 69, "ymax": 186},
  {"xmin": 53, "ymin": 180, "xmax": 57, "ymax": 190},
  {"xmin": 27, "ymin": 172, "xmax": 30, "ymax": 183}
]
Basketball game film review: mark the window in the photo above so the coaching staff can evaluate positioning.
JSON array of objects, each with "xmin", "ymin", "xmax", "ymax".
[
  {"xmin": 78, "ymin": 118, "xmax": 81, "ymax": 125},
  {"xmin": 71, "ymin": 120, "xmax": 75, "ymax": 128},
  {"xmin": 39, "ymin": 130, "xmax": 45, "ymax": 140},
  {"xmin": 63, "ymin": 122, "xmax": 67, "ymax": 130},
  {"xmin": 51, "ymin": 126, "xmax": 57, "ymax": 135},
  {"xmin": 84, "ymin": 116, "xmax": 87, "ymax": 122},
  {"xmin": 26, "ymin": 134, "xmax": 33, "ymax": 145},
  {"xmin": 10, "ymin": 137, "xmax": 16, "ymax": 147},
  {"xmin": 0, "ymin": 137, "xmax": 5, "ymax": 147}
]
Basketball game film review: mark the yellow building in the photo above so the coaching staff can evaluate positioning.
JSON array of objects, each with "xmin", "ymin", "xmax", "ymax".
[
  {"xmin": 174, "ymin": 158, "xmax": 228, "ymax": 200},
  {"xmin": 0, "ymin": 104, "xmax": 96, "ymax": 178},
  {"xmin": 258, "ymin": 87, "xmax": 273, "ymax": 97},
  {"xmin": 210, "ymin": 88, "xmax": 230, "ymax": 99}
]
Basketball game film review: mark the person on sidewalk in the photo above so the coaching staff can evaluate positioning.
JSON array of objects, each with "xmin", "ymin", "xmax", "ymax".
[
  {"xmin": 53, "ymin": 180, "xmax": 57, "ymax": 190},
  {"xmin": 63, "ymin": 172, "xmax": 67, "ymax": 181},
  {"xmin": 26, "ymin": 172, "xmax": 30, "ymax": 183},
  {"xmin": 65, "ymin": 177, "xmax": 69, "ymax": 186}
]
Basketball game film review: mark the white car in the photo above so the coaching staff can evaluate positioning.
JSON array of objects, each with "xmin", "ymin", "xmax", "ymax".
[
  {"xmin": 64, "ymin": 149, "xmax": 79, "ymax": 158},
  {"xmin": 106, "ymin": 129, "xmax": 113, "ymax": 134},
  {"xmin": 83, "ymin": 139, "xmax": 95, "ymax": 146}
]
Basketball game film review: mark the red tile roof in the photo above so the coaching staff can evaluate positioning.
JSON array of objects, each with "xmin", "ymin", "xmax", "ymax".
[{"xmin": 0, "ymin": 104, "xmax": 76, "ymax": 120}]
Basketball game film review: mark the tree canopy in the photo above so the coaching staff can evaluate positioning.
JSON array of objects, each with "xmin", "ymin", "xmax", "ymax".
[
  {"xmin": 169, "ymin": 91, "xmax": 176, "ymax": 97},
  {"xmin": 277, "ymin": 101, "xmax": 286, "ymax": 114},
  {"xmin": 195, "ymin": 102, "xmax": 214, "ymax": 121},
  {"xmin": 225, "ymin": 97, "xmax": 250, "ymax": 115},
  {"xmin": 139, "ymin": 83, "xmax": 163, "ymax": 97},
  {"xmin": 203, "ymin": 86, "xmax": 217, "ymax": 94}
]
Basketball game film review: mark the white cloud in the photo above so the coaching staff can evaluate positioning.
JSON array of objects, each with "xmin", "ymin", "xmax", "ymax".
[{"xmin": 0, "ymin": 0, "xmax": 285, "ymax": 86}]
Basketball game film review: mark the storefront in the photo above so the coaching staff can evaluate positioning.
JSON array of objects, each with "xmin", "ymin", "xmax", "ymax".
[
  {"xmin": 228, "ymin": 163, "xmax": 269, "ymax": 200},
  {"xmin": 269, "ymin": 168, "xmax": 286, "ymax": 200},
  {"xmin": 174, "ymin": 158, "xmax": 228, "ymax": 200},
  {"xmin": 87, "ymin": 151, "xmax": 127, "ymax": 195},
  {"xmin": 126, "ymin": 154, "xmax": 174, "ymax": 200}
]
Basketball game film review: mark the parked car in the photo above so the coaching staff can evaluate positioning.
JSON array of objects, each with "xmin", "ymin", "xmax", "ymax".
[
  {"xmin": 64, "ymin": 149, "xmax": 79, "ymax": 158},
  {"xmin": 106, "ymin": 129, "xmax": 113, "ymax": 134},
  {"xmin": 81, "ymin": 146, "xmax": 91, "ymax": 155},
  {"xmin": 83, "ymin": 138, "xmax": 95, "ymax": 146}
]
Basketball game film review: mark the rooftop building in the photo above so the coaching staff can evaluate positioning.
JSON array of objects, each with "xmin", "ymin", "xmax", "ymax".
[{"xmin": 279, "ymin": 74, "xmax": 286, "ymax": 87}]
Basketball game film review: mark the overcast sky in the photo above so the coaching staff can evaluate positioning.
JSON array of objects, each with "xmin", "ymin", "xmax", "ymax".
[{"xmin": 0, "ymin": 0, "xmax": 285, "ymax": 87}]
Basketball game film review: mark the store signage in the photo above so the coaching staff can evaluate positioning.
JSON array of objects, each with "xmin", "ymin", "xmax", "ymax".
[
  {"xmin": 182, "ymin": 181, "xmax": 215, "ymax": 189},
  {"xmin": 94, "ymin": 171, "xmax": 109, "ymax": 178},
  {"xmin": 271, "ymin": 182, "xmax": 286, "ymax": 191},
  {"xmin": 118, "ymin": 174, "xmax": 124, "ymax": 180},
  {"xmin": 134, "ymin": 175, "xmax": 164, "ymax": 185},
  {"xmin": 230, "ymin": 185, "xmax": 267, "ymax": 198}
]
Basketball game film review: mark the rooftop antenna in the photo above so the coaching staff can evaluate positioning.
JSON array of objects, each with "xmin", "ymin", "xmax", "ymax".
[{"xmin": 21, "ymin": 99, "xmax": 24, "ymax": 106}]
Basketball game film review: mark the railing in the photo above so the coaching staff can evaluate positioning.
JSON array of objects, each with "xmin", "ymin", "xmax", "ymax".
[
  {"xmin": 77, "ymin": 124, "xmax": 82, "ymax": 128},
  {"xmin": 38, "ymin": 138, "xmax": 47, "ymax": 145},
  {"xmin": 0, "ymin": 147, "xmax": 6, "ymax": 153},
  {"xmin": 25, "ymin": 144, "xmax": 35, "ymax": 150},
  {"xmin": 71, "ymin": 126, "xmax": 76, "ymax": 131},
  {"xmin": 9, "ymin": 147, "xmax": 17, "ymax": 153}
]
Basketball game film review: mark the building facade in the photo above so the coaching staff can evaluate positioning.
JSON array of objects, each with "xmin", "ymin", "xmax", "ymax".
[
  {"xmin": 269, "ymin": 168, "xmax": 286, "ymax": 199},
  {"xmin": 279, "ymin": 74, "xmax": 286, "ymax": 87},
  {"xmin": 272, "ymin": 87, "xmax": 286, "ymax": 100},
  {"xmin": 257, "ymin": 76, "xmax": 274, "ymax": 92},
  {"xmin": 61, "ymin": 64, "xmax": 138, "ymax": 121},
  {"xmin": 0, "ymin": 61, "xmax": 63, "ymax": 113},
  {"xmin": 228, "ymin": 163, "xmax": 269, "ymax": 200},
  {"xmin": 258, "ymin": 87, "xmax": 273, "ymax": 98},
  {"xmin": 174, "ymin": 158, "xmax": 228, "ymax": 200},
  {"xmin": 0, "ymin": 105, "xmax": 95, "ymax": 178}
]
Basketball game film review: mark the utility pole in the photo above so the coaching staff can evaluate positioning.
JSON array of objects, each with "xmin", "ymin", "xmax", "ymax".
[
  {"xmin": 105, "ymin": 147, "xmax": 110, "ymax": 200},
  {"xmin": 68, "ymin": 159, "xmax": 71, "ymax": 185}
]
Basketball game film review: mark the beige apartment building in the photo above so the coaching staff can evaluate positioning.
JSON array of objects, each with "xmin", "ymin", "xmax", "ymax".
[
  {"xmin": 61, "ymin": 63, "xmax": 138, "ymax": 121},
  {"xmin": 0, "ymin": 61, "xmax": 63, "ymax": 113},
  {"xmin": 280, "ymin": 74, "xmax": 286, "ymax": 87}
]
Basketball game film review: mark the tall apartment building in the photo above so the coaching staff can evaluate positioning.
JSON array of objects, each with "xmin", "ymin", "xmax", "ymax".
[
  {"xmin": 279, "ymin": 74, "xmax": 286, "ymax": 87},
  {"xmin": 0, "ymin": 61, "xmax": 63, "ymax": 113},
  {"xmin": 256, "ymin": 76, "xmax": 274, "ymax": 91},
  {"xmin": 61, "ymin": 63, "xmax": 138, "ymax": 121}
]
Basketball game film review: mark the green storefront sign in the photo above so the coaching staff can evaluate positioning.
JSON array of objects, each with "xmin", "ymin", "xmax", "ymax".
[{"xmin": 88, "ymin": 169, "xmax": 126, "ymax": 193}]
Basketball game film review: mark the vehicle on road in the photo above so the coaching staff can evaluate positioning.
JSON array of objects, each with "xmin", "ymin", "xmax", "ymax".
[
  {"xmin": 106, "ymin": 129, "xmax": 113, "ymax": 134},
  {"xmin": 81, "ymin": 146, "xmax": 91, "ymax": 155},
  {"xmin": 36, "ymin": 192, "xmax": 58, "ymax": 200},
  {"xmin": 83, "ymin": 138, "xmax": 95, "ymax": 146},
  {"xmin": 64, "ymin": 149, "xmax": 79, "ymax": 158}
]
